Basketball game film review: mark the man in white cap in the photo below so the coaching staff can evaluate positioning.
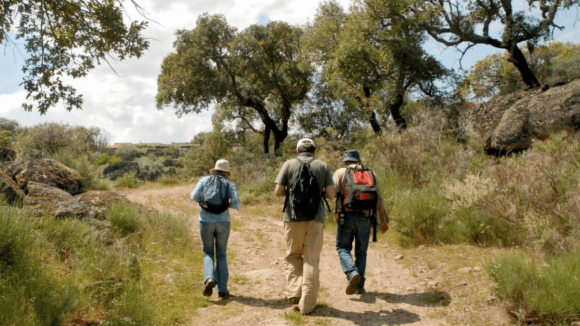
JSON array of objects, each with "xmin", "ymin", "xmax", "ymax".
[{"xmin": 274, "ymin": 138, "xmax": 335, "ymax": 315}]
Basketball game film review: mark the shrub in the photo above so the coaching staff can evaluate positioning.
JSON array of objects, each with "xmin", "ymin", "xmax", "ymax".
[
  {"xmin": 116, "ymin": 172, "xmax": 140, "ymax": 189},
  {"xmin": 158, "ymin": 174, "xmax": 179, "ymax": 185},
  {"xmin": 95, "ymin": 153, "xmax": 111, "ymax": 165},
  {"xmin": 109, "ymin": 155, "xmax": 123, "ymax": 164},
  {"xmin": 391, "ymin": 187, "xmax": 450, "ymax": 246},
  {"xmin": 49, "ymin": 149, "xmax": 110, "ymax": 190},
  {"xmin": 106, "ymin": 202, "xmax": 142, "ymax": 237},
  {"xmin": 488, "ymin": 252, "xmax": 580, "ymax": 325},
  {"xmin": 135, "ymin": 156, "xmax": 164, "ymax": 181},
  {"xmin": 115, "ymin": 145, "xmax": 142, "ymax": 161},
  {"xmin": 0, "ymin": 130, "xmax": 13, "ymax": 147},
  {"xmin": 15, "ymin": 122, "xmax": 104, "ymax": 160}
]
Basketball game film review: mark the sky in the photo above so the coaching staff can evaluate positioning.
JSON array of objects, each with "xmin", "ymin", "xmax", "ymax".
[{"xmin": 0, "ymin": 0, "xmax": 579, "ymax": 145}]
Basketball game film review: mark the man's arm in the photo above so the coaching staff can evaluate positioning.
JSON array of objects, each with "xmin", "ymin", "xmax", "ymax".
[
  {"xmin": 275, "ymin": 184, "xmax": 286, "ymax": 197},
  {"xmin": 325, "ymin": 185, "xmax": 335, "ymax": 200}
]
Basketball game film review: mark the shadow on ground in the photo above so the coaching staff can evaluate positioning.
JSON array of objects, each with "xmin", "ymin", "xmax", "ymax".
[
  {"xmin": 313, "ymin": 307, "xmax": 421, "ymax": 326},
  {"xmin": 214, "ymin": 295, "xmax": 290, "ymax": 309},
  {"xmin": 352, "ymin": 291, "xmax": 451, "ymax": 307}
]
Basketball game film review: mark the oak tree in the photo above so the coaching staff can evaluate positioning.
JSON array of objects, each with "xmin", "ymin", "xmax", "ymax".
[
  {"xmin": 406, "ymin": 0, "xmax": 579, "ymax": 89},
  {"xmin": 156, "ymin": 14, "xmax": 312, "ymax": 154}
]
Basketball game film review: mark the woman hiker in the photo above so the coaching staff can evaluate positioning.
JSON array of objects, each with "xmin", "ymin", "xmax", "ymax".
[{"xmin": 191, "ymin": 159, "xmax": 240, "ymax": 299}]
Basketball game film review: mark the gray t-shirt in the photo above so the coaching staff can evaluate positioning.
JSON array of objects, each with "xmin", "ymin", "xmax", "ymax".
[{"xmin": 274, "ymin": 152, "xmax": 334, "ymax": 222}]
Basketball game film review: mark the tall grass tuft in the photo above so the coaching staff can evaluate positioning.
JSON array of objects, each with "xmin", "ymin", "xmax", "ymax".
[
  {"xmin": 106, "ymin": 202, "xmax": 142, "ymax": 237},
  {"xmin": 488, "ymin": 252, "xmax": 580, "ymax": 324},
  {"xmin": 116, "ymin": 172, "xmax": 140, "ymax": 189}
]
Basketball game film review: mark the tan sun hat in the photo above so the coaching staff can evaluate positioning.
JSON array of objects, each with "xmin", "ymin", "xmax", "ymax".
[{"xmin": 210, "ymin": 159, "xmax": 231, "ymax": 173}]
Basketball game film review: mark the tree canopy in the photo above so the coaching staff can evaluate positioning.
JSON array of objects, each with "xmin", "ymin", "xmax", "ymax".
[
  {"xmin": 0, "ymin": 0, "xmax": 149, "ymax": 113},
  {"xmin": 157, "ymin": 14, "xmax": 312, "ymax": 154},
  {"xmin": 460, "ymin": 41, "xmax": 580, "ymax": 101},
  {"xmin": 405, "ymin": 0, "xmax": 580, "ymax": 88}
]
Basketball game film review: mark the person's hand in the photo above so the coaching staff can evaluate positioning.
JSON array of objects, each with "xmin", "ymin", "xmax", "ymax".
[{"xmin": 380, "ymin": 221, "xmax": 389, "ymax": 234}]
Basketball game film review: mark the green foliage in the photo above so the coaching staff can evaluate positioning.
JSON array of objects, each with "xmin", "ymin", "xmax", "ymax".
[
  {"xmin": 49, "ymin": 149, "xmax": 110, "ymax": 190},
  {"xmin": 115, "ymin": 145, "xmax": 142, "ymax": 161},
  {"xmin": 135, "ymin": 156, "xmax": 165, "ymax": 181},
  {"xmin": 106, "ymin": 202, "xmax": 142, "ymax": 237},
  {"xmin": 1, "ymin": 199, "xmax": 204, "ymax": 325},
  {"xmin": 407, "ymin": 0, "xmax": 580, "ymax": 88},
  {"xmin": 157, "ymin": 14, "xmax": 312, "ymax": 153},
  {"xmin": 15, "ymin": 122, "xmax": 106, "ymax": 160},
  {"xmin": 488, "ymin": 252, "xmax": 580, "ymax": 325},
  {"xmin": 0, "ymin": 130, "xmax": 13, "ymax": 148},
  {"xmin": 95, "ymin": 153, "xmax": 124, "ymax": 165},
  {"xmin": 461, "ymin": 42, "xmax": 580, "ymax": 101},
  {"xmin": 1, "ymin": 0, "xmax": 149, "ymax": 113},
  {"xmin": 116, "ymin": 172, "xmax": 140, "ymax": 189},
  {"xmin": 391, "ymin": 187, "xmax": 450, "ymax": 246},
  {"xmin": 158, "ymin": 175, "xmax": 179, "ymax": 186}
]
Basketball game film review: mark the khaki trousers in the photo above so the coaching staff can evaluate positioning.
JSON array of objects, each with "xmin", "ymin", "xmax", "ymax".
[{"xmin": 283, "ymin": 220, "xmax": 324, "ymax": 314}]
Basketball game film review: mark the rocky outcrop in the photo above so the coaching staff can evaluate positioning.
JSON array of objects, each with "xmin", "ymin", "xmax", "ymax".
[
  {"xmin": 75, "ymin": 190, "xmax": 129, "ymax": 219},
  {"xmin": 103, "ymin": 161, "xmax": 141, "ymax": 180},
  {"xmin": 0, "ymin": 170, "xmax": 25, "ymax": 204},
  {"xmin": 23, "ymin": 181, "xmax": 89, "ymax": 219},
  {"xmin": 7, "ymin": 158, "xmax": 85, "ymax": 195},
  {"xmin": 456, "ymin": 78, "xmax": 580, "ymax": 152},
  {"xmin": 0, "ymin": 147, "xmax": 16, "ymax": 163},
  {"xmin": 1, "ymin": 158, "xmax": 129, "ymax": 219}
]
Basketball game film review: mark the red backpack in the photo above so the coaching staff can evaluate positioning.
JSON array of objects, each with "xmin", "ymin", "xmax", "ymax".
[{"xmin": 342, "ymin": 165, "xmax": 378, "ymax": 211}]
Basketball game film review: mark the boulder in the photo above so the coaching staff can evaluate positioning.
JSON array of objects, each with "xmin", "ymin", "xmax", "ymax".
[
  {"xmin": 456, "ymin": 78, "xmax": 580, "ymax": 152},
  {"xmin": 75, "ymin": 190, "xmax": 129, "ymax": 219},
  {"xmin": 103, "ymin": 161, "xmax": 141, "ymax": 180},
  {"xmin": 0, "ymin": 147, "xmax": 16, "ymax": 163},
  {"xmin": 10, "ymin": 159, "xmax": 85, "ymax": 195},
  {"xmin": 23, "ymin": 181, "xmax": 88, "ymax": 219},
  {"xmin": 0, "ymin": 170, "xmax": 25, "ymax": 204}
]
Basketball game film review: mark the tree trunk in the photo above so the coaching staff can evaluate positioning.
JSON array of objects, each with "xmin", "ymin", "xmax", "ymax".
[
  {"xmin": 389, "ymin": 94, "xmax": 407, "ymax": 130},
  {"xmin": 364, "ymin": 85, "xmax": 383, "ymax": 135},
  {"xmin": 507, "ymin": 45, "xmax": 541, "ymax": 89},
  {"xmin": 369, "ymin": 111, "xmax": 382, "ymax": 134},
  {"xmin": 262, "ymin": 125, "xmax": 271, "ymax": 154}
]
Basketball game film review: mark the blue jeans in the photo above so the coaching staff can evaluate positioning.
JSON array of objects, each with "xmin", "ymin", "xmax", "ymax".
[
  {"xmin": 336, "ymin": 212, "xmax": 371, "ymax": 289},
  {"xmin": 199, "ymin": 221, "xmax": 230, "ymax": 292}
]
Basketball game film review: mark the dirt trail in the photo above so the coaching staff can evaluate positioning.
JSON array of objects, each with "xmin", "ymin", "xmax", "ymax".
[{"xmin": 120, "ymin": 184, "xmax": 506, "ymax": 326}]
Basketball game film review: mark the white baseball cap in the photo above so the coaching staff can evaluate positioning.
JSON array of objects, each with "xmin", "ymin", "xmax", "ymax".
[{"xmin": 296, "ymin": 138, "xmax": 315, "ymax": 150}]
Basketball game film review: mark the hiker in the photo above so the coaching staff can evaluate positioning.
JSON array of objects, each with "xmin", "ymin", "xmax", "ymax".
[
  {"xmin": 274, "ymin": 138, "xmax": 335, "ymax": 315},
  {"xmin": 191, "ymin": 159, "xmax": 240, "ymax": 300},
  {"xmin": 333, "ymin": 150, "xmax": 389, "ymax": 295}
]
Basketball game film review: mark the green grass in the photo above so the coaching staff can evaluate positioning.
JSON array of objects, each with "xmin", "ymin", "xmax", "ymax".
[
  {"xmin": 0, "ymin": 201, "xmax": 206, "ymax": 325},
  {"xmin": 284, "ymin": 311, "xmax": 308, "ymax": 325},
  {"xmin": 116, "ymin": 172, "xmax": 141, "ymax": 189},
  {"xmin": 487, "ymin": 252, "xmax": 580, "ymax": 324},
  {"xmin": 106, "ymin": 202, "xmax": 142, "ymax": 237}
]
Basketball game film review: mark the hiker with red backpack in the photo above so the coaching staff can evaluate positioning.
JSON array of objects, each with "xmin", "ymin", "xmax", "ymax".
[
  {"xmin": 191, "ymin": 159, "xmax": 240, "ymax": 300},
  {"xmin": 333, "ymin": 150, "xmax": 389, "ymax": 295},
  {"xmin": 274, "ymin": 138, "xmax": 335, "ymax": 315}
]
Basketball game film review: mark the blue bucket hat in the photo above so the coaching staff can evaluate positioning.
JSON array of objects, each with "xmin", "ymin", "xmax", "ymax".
[{"xmin": 343, "ymin": 150, "xmax": 361, "ymax": 162}]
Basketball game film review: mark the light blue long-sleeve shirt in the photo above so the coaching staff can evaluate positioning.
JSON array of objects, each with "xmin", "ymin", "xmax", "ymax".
[{"xmin": 191, "ymin": 175, "xmax": 240, "ymax": 222}]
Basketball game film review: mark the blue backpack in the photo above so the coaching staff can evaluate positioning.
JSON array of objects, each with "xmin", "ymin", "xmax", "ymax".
[{"xmin": 199, "ymin": 175, "xmax": 230, "ymax": 214}]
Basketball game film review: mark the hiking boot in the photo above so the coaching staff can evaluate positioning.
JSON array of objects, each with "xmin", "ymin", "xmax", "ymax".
[
  {"xmin": 346, "ymin": 272, "xmax": 361, "ymax": 295},
  {"xmin": 203, "ymin": 278, "xmax": 216, "ymax": 297},
  {"xmin": 288, "ymin": 297, "xmax": 300, "ymax": 305},
  {"xmin": 218, "ymin": 291, "xmax": 230, "ymax": 299},
  {"xmin": 355, "ymin": 287, "xmax": 366, "ymax": 295}
]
